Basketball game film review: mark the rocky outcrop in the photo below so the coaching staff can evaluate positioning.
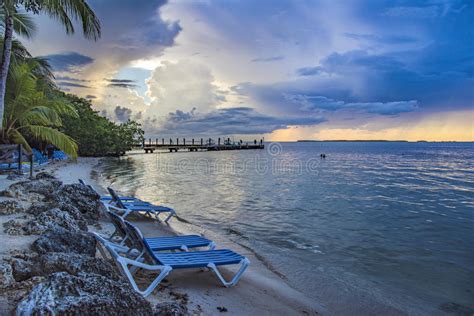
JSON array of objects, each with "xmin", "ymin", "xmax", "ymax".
[
  {"xmin": 16, "ymin": 272, "xmax": 153, "ymax": 316},
  {"xmin": 10, "ymin": 252, "xmax": 121, "ymax": 282},
  {"xmin": 2, "ymin": 178, "xmax": 62, "ymax": 201},
  {"xmin": 39, "ymin": 252, "xmax": 122, "ymax": 281},
  {"xmin": 3, "ymin": 208, "xmax": 86, "ymax": 236},
  {"xmin": 49, "ymin": 183, "xmax": 104, "ymax": 223},
  {"xmin": 32, "ymin": 228, "xmax": 96, "ymax": 256},
  {"xmin": 0, "ymin": 175, "xmax": 186, "ymax": 316},
  {"xmin": 0, "ymin": 262, "xmax": 15, "ymax": 289},
  {"xmin": 28, "ymin": 202, "xmax": 88, "ymax": 230},
  {"xmin": 0, "ymin": 200, "xmax": 25, "ymax": 215},
  {"xmin": 35, "ymin": 172, "xmax": 57, "ymax": 180},
  {"xmin": 3, "ymin": 215, "xmax": 33, "ymax": 235}
]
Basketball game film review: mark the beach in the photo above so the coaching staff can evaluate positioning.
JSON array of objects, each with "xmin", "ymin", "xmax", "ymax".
[{"xmin": 0, "ymin": 157, "xmax": 321, "ymax": 315}]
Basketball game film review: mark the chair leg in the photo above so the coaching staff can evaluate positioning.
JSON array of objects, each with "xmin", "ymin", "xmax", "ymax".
[
  {"xmin": 207, "ymin": 258, "xmax": 250, "ymax": 287},
  {"xmin": 164, "ymin": 210, "xmax": 176, "ymax": 223},
  {"xmin": 118, "ymin": 257, "xmax": 172, "ymax": 297}
]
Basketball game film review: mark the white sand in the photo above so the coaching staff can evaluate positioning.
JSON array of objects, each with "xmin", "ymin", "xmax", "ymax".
[{"xmin": 0, "ymin": 158, "xmax": 322, "ymax": 315}]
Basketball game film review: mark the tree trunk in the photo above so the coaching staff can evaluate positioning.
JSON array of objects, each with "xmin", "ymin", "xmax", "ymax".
[{"xmin": 0, "ymin": 13, "xmax": 14, "ymax": 131}]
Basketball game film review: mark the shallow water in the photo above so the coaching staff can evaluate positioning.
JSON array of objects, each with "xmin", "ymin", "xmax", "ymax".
[{"xmin": 99, "ymin": 142, "xmax": 474, "ymax": 314}]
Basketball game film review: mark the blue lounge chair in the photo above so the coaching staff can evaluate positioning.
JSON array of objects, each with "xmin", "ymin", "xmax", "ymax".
[
  {"xmin": 78, "ymin": 179, "xmax": 137, "ymax": 202},
  {"xmin": 105, "ymin": 206, "xmax": 215, "ymax": 251},
  {"xmin": 94, "ymin": 224, "xmax": 249, "ymax": 297},
  {"xmin": 107, "ymin": 187, "xmax": 176, "ymax": 223}
]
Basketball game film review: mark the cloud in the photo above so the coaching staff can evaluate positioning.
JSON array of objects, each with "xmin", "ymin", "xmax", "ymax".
[
  {"xmin": 146, "ymin": 107, "xmax": 326, "ymax": 136},
  {"xmin": 145, "ymin": 60, "xmax": 224, "ymax": 116},
  {"xmin": 85, "ymin": 95, "xmax": 97, "ymax": 99},
  {"xmin": 283, "ymin": 94, "xmax": 418, "ymax": 115},
  {"xmin": 296, "ymin": 67, "xmax": 323, "ymax": 76},
  {"xmin": 114, "ymin": 106, "xmax": 133, "ymax": 122},
  {"xmin": 107, "ymin": 83, "xmax": 139, "ymax": 88},
  {"xmin": 55, "ymin": 76, "xmax": 90, "ymax": 82},
  {"xmin": 105, "ymin": 78, "xmax": 139, "ymax": 89},
  {"xmin": 43, "ymin": 52, "xmax": 94, "ymax": 72},
  {"xmin": 57, "ymin": 81, "xmax": 90, "ymax": 88},
  {"xmin": 251, "ymin": 56, "xmax": 285, "ymax": 62},
  {"xmin": 344, "ymin": 33, "xmax": 418, "ymax": 44},
  {"xmin": 106, "ymin": 79, "xmax": 136, "ymax": 83}
]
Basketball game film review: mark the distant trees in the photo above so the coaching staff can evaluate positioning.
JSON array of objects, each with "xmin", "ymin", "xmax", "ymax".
[{"xmin": 60, "ymin": 94, "xmax": 145, "ymax": 157}]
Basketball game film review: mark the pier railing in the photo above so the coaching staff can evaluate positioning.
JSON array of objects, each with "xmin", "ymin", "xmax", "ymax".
[{"xmin": 133, "ymin": 138, "xmax": 264, "ymax": 153}]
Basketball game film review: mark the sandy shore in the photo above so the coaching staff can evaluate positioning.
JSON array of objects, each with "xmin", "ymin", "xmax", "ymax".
[{"xmin": 11, "ymin": 158, "xmax": 322, "ymax": 315}]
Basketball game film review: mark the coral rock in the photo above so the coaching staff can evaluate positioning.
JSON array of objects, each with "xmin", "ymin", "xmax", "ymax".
[{"xmin": 16, "ymin": 272, "xmax": 153, "ymax": 316}]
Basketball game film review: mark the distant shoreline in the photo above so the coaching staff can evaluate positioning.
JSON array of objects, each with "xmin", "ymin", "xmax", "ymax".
[{"xmin": 296, "ymin": 140, "xmax": 471, "ymax": 143}]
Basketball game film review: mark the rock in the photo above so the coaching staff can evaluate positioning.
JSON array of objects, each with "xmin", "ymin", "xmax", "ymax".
[
  {"xmin": 10, "ymin": 252, "xmax": 121, "ymax": 283},
  {"xmin": 0, "ymin": 276, "xmax": 47, "ymax": 315},
  {"xmin": 49, "ymin": 183, "xmax": 104, "ymax": 223},
  {"xmin": 6, "ymin": 174, "xmax": 26, "ymax": 181},
  {"xmin": 16, "ymin": 272, "xmax": 153, "ymax": 316},
  {"xmin": 39, "ymin": 252, "xmax": 122, "ymax": 281},
  {"xmin": 35, "ymin": 172, "xmax": 57, "ymax": 180},
  {"xmin": 0, "ymin": 200, "xmax": 26, "ymax": 215},
  {"xmin": 3, "ymin": 217, "xmax": 32, "ymax": 235},
  {"xmin": 154, "ymin": 302, "xmax": 189, "ymax": 316},
  {"xmin": 27, "ymin": 203, "xmax": 88, "ymax": 231},
  {"xmin": 3, "ymin": 179, "xmax": 62, "ymax": 201},
  {"xmin": 0, "ymin": 262, "xmax": 15, "ymax": 289},
  {"xmin": 23, "ymin": 208, "xmax": 85, "ymax": 235},
  {"xmin": 11, "ymin": 258, "xmax": 41, "ymax": 282},
  {"xmin": 32, "ymin": 228, "xmax": 96, "ymax": 256}
]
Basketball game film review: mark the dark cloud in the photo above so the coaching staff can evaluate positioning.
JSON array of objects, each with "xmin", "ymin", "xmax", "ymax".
[
  {"xmin": 251, "ymin": 56, "xmax": 285, "ymax": 62},
  {"xmin": 107, "ymin": 83, "xmax": 139, "ymax": 88},
  {"xmin": 114, "ymin": 106, "xmax": 132, "ymax": 122},
  {"xmin": 55, "ymin": 76, "xmax": 90, "ymax": 82},
  {"xmin": 85, "ymin": 95, "xmax": 97, "ymax": 99},
  {"xmin": 105, "ymin": 78, "xmax": 138, "ymax": 88},
  {"xmin": 57, "ymin": 81, "xmax": 90, "ymax": 88},
  {"xmin": 344, "ymin": 33, "xmax": 418, "ymax": 44},
  {"xmin": 150, "ymin": 107, "xmax": 325, "ymax": 136},
  {"xmin": 283, "ymin": 94, "xmax": 418, "ymax": 115},
  {"xmin": 43, "ymin": 52, "xmax": 94, "ymax": 72},
  {"xmin": 296, "ymin": 67, "xmax": 323, "ymax": 76},
  {"xmin": 106, "ymin": 79, "xmax": 136, "ymax": 83},
  {"xmin": 104, "ymin": 0, "xmax": 182, "ymax": 49}
]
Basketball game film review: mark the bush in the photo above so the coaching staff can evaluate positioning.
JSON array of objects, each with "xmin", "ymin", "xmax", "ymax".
[{"xmin": 60, "ymin": 94, "xmax": 144, "ymax": 156}]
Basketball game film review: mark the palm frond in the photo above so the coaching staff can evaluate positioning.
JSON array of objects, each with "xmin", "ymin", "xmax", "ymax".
[
  {"xmin": 11, "ymin": 11, "xmax": 37, "ymax": 38},
  {"xmin": 27, "ymin": 125, "xmax": 78, "ymax": 158},
  {"xmin": 40, "ymin": 0, "xmax": 101, "ymax": 40},
  {"xmin": 9, "ymin": 129, "xmax": 32, "ymax": 152},
  {"xmin": 20, "ymin": 106, "xmax": 62, "ymax": 126}
]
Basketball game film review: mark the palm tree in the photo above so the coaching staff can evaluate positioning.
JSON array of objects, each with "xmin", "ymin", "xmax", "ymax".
[
  {"xmin": 0, "ymin": 0, "xmax": 101, "ymax": 129},
  {"xmin": 2, "ymin": 60, "xmax": 79, "ymax": 157}
]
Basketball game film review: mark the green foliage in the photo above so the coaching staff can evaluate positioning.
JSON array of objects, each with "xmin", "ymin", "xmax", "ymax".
[
  {"xmin": 1, "ymin": 0, "xmax": 100, "ymax": 40},
  {"xmin": 60, "ymin": 93, "xmax": 144, "ymax": 156},
  {"xmin": 1, "ymin": 60, "xmax": 79, "ymax": 157}
]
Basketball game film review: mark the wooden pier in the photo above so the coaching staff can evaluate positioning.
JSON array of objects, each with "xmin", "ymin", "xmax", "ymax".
[{"xmin": 135, "ymin": 138, "xmax": 264, "ymax": 153}]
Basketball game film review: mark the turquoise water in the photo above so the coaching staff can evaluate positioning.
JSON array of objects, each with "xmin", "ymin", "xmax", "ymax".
[{"xmin": 99, "ymin": 142, "xmax": 474, "ymax": 314}]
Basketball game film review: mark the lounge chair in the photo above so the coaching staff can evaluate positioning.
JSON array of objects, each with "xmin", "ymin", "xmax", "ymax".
[
  {"xmin": 78, "ymin": 179, "xmax": 137, "ymax": 202},
  {"xmin": 106, "ymin": 187, "xmax": 176, "ymax": 223},
  {"xmin": 105, "ymin": 206, "xmax": 215, "ymax": 251},
  {"xmin": 94, "ymin": 223, "xmax": 249, "ymax": 297}
]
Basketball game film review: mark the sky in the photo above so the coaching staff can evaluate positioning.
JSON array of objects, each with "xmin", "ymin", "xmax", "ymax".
[{"xmin": 23, "ymin": 0, "xmax": 473, "ymax": 141}]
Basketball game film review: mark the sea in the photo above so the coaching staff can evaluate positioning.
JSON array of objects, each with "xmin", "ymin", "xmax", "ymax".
[{"xmin": 97, "ymin": 141, "xmax": 474, "ymax": 315}]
